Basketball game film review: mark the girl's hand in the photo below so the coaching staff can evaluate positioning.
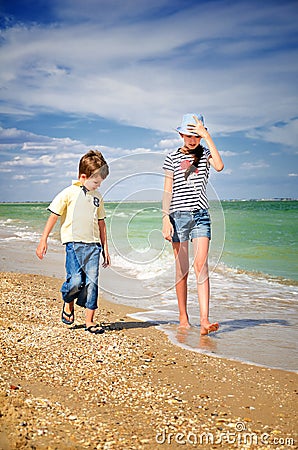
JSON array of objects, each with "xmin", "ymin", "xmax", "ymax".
[
  {"xmin": 187, "ymin": 115, "xmax": 209, "ymax": 138},
  {"xmin": 102, "ymin": 250, "xmax": 111, "ymax": 268},
  {"xmin": 162, "ymin": 216, "xmax": 173, "ymax": 242}
]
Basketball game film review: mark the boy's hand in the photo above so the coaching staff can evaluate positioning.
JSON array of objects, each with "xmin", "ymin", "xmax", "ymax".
[
  {"xmin": 35, "ymin": 214, "xmax": 58, "ymax": 260},
  {"xmin": 36, "ymin": 240, "xmax": 47, "ymax": 260}
]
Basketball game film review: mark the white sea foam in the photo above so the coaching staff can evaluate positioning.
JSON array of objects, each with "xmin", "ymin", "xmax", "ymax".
[{"xmin": 105, "ymin": 251, "xmax": 298, "ymax": 372}]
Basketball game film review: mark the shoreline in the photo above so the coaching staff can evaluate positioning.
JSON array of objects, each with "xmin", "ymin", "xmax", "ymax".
[
  {"xmin": 1, "ymin": 198, "xmax": 297, "ymax": 204},
  {"xmin": 0, "ymin": 271, "xmax": 297, "ymax": 449},
  {"xmin": 155, "ymin": 327, "xmax": 298, "ymax": 375},
  {"xmin": 1, "ymin": 234, "xmax": 297, "ymax": 373}
]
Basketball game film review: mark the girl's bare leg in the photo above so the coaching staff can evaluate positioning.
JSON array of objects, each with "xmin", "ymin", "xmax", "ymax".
[
  {"xmin": 193, "ymin": 237, "xmax": 219, "ymax": 335},
  {"xmin": 172, "ymin": 241, "xmax": 190, "ymax": 328}
]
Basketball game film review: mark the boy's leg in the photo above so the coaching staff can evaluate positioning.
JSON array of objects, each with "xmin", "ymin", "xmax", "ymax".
[
  {"xmin": 85, "ymin": 308, "xmax": 95, "ymax": 326},
  {"xmin": 83, "ymin": 244, "xmax": 101, "ymax": 328},
  {"xmin": 193, "ymin": 237, "xmax": 219, "ymax": 335},
  {"xmin": 60, "ymin": 243, "xmax": 85, "ymax": 323},
  {"xmin": 85, "ymin": 308, "xmax": 104, "ymax": 334},
  {"xmin": 172, "ymin": 241, "xmax": 190, "ymax": 328},
  {"xmin": 63, "ymin": 301, "xmax": 74, "ymax": 318},
  {"xmin": 61, "ymin": 243, "xmax": 85, "ymax": 301},
  {"xmin": 76, "ymin": 284, "xmax": 87, "ymax": 307}
]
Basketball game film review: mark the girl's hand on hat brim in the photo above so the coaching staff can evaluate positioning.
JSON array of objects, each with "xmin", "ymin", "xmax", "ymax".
[{"xmin": 187, "ymin": 116, "xmax": 208, "ymax": 138}]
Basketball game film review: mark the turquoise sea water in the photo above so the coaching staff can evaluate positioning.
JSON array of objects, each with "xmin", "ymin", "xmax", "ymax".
[
  {"xmin": 222, "ymin": 200, "xmax": 298, "ymax": 282},
  {"xmin": 0, "ymin": 200, "xmax": 297, "ymax": 371},
  {"xmin": 1, "ymin": 200, "xmax": 295, "ymax": 281}
]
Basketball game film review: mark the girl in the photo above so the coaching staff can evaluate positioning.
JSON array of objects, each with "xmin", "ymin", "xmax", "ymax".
[{"xmin": 162, "ymin": 114, "xmax": 224, "ymax": 335}]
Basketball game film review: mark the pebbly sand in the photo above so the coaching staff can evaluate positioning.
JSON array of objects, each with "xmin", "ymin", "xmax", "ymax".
[{"xmin": 0, "ymin": 272, "xmax": 297, "ymax": 449}]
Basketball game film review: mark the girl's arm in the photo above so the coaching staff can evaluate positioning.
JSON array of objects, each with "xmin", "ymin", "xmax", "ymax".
[
  {"xmin": 203, "ymin": 133, "xmax": 224, "ymax": 172},
  {"xmin": 98, "ymin": 219, "xmax": 110, "ymax": 267},
  {"xmin": 162, "ymin": 170, "xmax": 174, "ymax": 241},
  {"xmin": 36, "ymin": 213, "xmax": 59, "ymax": 260},
  {"xmin": 187, "ymin": 116, "xmax": 224, "ymax": 172}
]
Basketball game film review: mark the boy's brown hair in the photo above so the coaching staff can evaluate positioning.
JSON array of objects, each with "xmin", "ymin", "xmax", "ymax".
[{"xmin": 79, "ymin": 150, "xmax": 109, "ymax": 179}]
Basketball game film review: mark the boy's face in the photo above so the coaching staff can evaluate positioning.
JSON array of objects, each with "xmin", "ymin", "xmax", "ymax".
[{"xmin": 81, "ymin": 173, "xmax": 104, "ymax": 191}]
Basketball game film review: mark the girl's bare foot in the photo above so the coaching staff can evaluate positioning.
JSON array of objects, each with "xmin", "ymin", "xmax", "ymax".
[
  {"xmin": 179, "ymin": 314, "xmax": 191, "ymax": 329},
  {"xmin": 178, "ymin": 322, "xmax": 191, "ymax": 329},
  {"xmin": 200, "ymin": 320, "xmax": 219, "ymax": 335}
]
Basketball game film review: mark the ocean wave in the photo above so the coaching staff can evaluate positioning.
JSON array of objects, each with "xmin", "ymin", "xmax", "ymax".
[
  {"xmin": 110, "ymin": 250, "xmax": 174, "ymax": 280},
  {"xmin": 215, "ymin": 261, "xmax": 298, "ymax": 287}
]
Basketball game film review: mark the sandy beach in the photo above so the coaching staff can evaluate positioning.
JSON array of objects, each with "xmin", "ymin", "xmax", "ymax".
[{"xmin": 0, "ymin": 271, "xmax": 297, "ymax": 450}]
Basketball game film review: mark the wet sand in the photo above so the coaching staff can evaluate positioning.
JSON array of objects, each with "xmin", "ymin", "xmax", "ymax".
[{"xmin": 0, "ymin": 271, "xmax": 297, "ymax": 449}]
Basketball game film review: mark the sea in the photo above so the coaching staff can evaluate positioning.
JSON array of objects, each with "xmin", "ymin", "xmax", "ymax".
[{"xmin": 0, "ymin": 200, "xmax": 297, "ymax": 373}]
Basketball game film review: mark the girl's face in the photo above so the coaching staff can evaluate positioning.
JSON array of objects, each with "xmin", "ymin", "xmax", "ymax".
[
  {"xmin": 181, "ymin": 133, "xmax": 201, "ymax": 151},
  {"xmin": 81, "ymin": 173, "xmax": 103, "ymax": 191}
]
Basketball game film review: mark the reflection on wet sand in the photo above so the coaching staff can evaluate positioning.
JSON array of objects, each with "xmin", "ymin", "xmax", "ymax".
[{"xmin": 176, "ymin": 326, "xmax": 218, "ymax": 353}]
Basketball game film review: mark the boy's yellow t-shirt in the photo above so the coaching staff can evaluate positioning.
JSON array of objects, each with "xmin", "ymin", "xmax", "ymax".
[{"xmin": 48, "ymin": 181, "xmax": 106, "ymax": 244}]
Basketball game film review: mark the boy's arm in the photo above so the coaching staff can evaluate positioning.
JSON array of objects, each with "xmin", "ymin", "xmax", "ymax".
[
  {"xmin": 36, "ymin": 213, "xmax": 59, "ymax": 260},
  {"xmin": 98, "ymin": 219, "xmax": 110, "ymax": 268},
  {"xmin": 162, "ymin": 170, "xmax": 174, "ymax": 241}
]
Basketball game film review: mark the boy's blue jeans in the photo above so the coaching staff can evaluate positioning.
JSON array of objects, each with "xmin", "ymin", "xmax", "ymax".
[{"xmin": 61, "ymin": 242, "xmax": 101, "ymax": 311}]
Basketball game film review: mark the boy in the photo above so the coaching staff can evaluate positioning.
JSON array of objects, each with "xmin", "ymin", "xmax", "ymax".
[{"xmin": 36, "ymin": 150, "xmax": 110, "ymax": 334}]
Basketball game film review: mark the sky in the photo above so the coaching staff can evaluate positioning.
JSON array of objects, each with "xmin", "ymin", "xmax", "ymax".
[{"xmin": 0, "ymin": 0, "xmax": 297, "ymax": 202}]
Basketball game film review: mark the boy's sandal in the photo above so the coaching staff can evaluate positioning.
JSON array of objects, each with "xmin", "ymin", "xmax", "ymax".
[
  {"xmin": 85, "ymin": 324, "xmax": 104, "ymax": 335},
  {"xmin": 61, "ymin": 303, "xmax": 74, "ymax": 325}
]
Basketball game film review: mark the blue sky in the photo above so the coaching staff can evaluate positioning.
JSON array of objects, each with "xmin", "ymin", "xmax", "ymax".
[{"xmin": 0, "ymin": 0, "xmax": 297, "ymax": 202}]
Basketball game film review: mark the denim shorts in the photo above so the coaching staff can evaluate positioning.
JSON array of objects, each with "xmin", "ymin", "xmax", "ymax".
[
  {"xmin": 170, "ymin": 209, "xmax": 211, "ymax": 242},
  {"xmin": 60, "ymin": 242, "xmax": 101, "ymax": 310}
]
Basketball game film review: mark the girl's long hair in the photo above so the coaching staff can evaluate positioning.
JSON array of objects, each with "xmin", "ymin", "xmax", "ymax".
[{"xmin": 184, "ymin": 144, "xmax": 204, "ymax": 180}]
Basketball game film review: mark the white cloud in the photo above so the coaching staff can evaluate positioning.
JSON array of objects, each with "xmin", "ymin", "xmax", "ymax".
[
  {"xmin": 123, "ymin": 147, "xmax": 152, "ymax": 155},
  {"xmin": 0, "ymin": 1, "xmax": 297, "ymax": 137},
  {"xmin": 288, "ymin": 173, "xmax": 298, "ymax": 177},
  {"xmin": 55, "ymin": 152, "xmax": 84, "ymax": 160},
  {"xmin": 32, "ymin": 179, "xmax": 50, "ymax": 184},
  {"xmin": 248, "ymin": 119, "xmax": 298, "ymax": 148},
  {"xmin": 21, "ymin": 143, "xmax": 58, "ymax": 151},
  {"xmin": 221, "ymin": 168, "xmax": 233, "ymax": 175},
  {"xmin": 65, "ymin": 171, "xmax": 77, "ymax": 178},
  {"xmin": 0, "ymin": 127, "xmax": 37, "ymax": 140},
  {"xmin": 220, "ymin": 151, "xmax": 238, "ymax": 157},
  {"xmin": 0, "ymin": 0, "xmax": 297, "ymax": 201},
  {"xmin": 155, "ymin": 138, "xmax": 181, "ymax": 149},
  {"xmin": 3, "ymin": 155, "xmax": 55, "ymax": 167},
  {"xmin": 241, "ymin": 160, "xmax": 270, "ymax": 170},
  {"xmin": 0, "ymin": 126, "xmax": 165, "ymax": 201}
]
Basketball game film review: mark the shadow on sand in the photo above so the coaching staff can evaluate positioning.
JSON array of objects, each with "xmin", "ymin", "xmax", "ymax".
[
  {"xmin": 70, "ymin": 317, "xmax": 291, "ymax": 335},
  {"xmin": 214, "ymin": 318, "xmax": 290, "ymax": 336},
  {"xmin": 70, "ymin": 320, "xmax": 164, "ymax": 332}
]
